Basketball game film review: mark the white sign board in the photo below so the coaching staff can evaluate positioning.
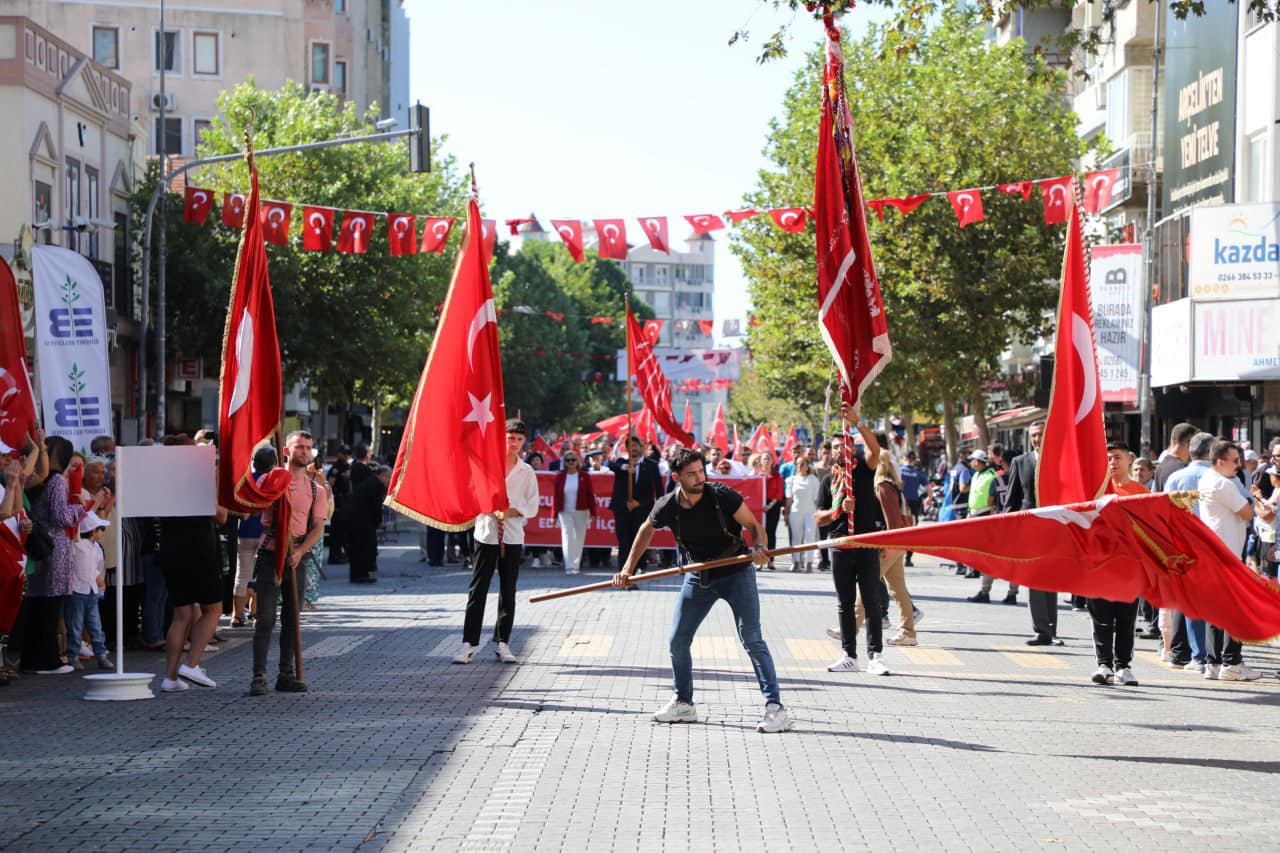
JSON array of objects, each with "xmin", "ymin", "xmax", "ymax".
[
  {"xmin": 1090, "ymin": 244, "xmax": 1143, "ymax": 405},
  {"xmin": 1188, "ymin": 202, "xmax": 1280, "ymax": 301},
  {"xmin": 613, "ymin": 347, "xmax": 743, "ymax": 382},
  {"xmin": 1150, "ymin": 298, "xmax": 1194, "ymax": 387},
  {"xmin": 1192, "ymin": 298, "xmax": 1280, "ymax": 381},
  {"xmin": 116, "ymin": 445, "xmax": 217, "ymax": 518}
]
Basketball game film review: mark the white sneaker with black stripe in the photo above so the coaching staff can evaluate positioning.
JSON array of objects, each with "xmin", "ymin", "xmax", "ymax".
[{"xmin": 827, "ymin": 655, "xmax": 861, "ymax": 673}]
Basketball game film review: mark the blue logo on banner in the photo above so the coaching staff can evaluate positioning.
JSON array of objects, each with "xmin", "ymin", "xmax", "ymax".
[
  {"xmin": 48, "ymin": 308, "xmax": 94, "ymax": 339},
  {"xmin": 53, "ymin": 396, "xmax": 101, "ymax": 429}
]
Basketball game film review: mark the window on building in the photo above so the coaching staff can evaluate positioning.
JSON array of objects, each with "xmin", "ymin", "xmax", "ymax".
[
  {"xmin": 66, "ymin": 158, "xmax": 81, "ymax": 218},
  {"xmin": 154, "ymin": 30, "xmax": 179, "ymax": 73},
  {"xmin": 86, "ymin": 166, "xmax": 99, "ymax": 258},
  {"xmin": 654, "ymin": 292, "xmax": 671, "ymax": 314},
  {"xmin": 1247, "ymin": 132, "xmax": 1271, "ymax": 203},
  {"xmin": 34, "ymin": 180, "xmax": 52, "ymax": 240},
  {"xmin": 193, "ymin": 31, "xmax": 219, "ymax": 75},
  {"xmin": 193, "ymin": 119, "xmax": 213, "ymax": 149},
  {"xmin": 676, "ymin": 292, "xmax": 705, "ymax": 310},
  {"xmin": 153, "ymin": 117, "xmax": 182, "ymax": 155},
  {"xmin": 656, "ymin": 265, "xmax": 668, "ymax": 284},
  {"xmin": 633, "ymin": 265, "xmax": 646, "ymax": 285},
  {"xmin": 92, "ymin": 26, "xmax": 119, "ymax": 69},
  {"xmin": 336, "ymin": 0, "xmax": 348, "ymax": 12},
  {"xmin": 1105, "ymin": 71, "xmax": 1129, "ymax": 144},
  {"xmin": 311, "ymin": 42, "xmax": 330, "ymax": 84},
  {"xmin": 334, "ymin": 60, "xmax": 347, "ymax": 95}
]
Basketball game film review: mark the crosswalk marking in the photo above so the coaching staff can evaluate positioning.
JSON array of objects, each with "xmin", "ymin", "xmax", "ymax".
[
  {"xmin": 897, "ymin": 645, "xmax": 964, "ymax": 667},
  {"xmin": 558, "ymin": 635, "xmax": 613, "ymax": 657},
  {"xmin": 785, "ymin": 638, "xmax": 836, "ymax": 661},
  {"xmin": 304, "ymin": 634, "xmax": 374, "ymax": 658},
  {"xmin": 690, "ymin": 635, "xmax": 742, "ymax": 658},
  {"xmin": 994, "ymin": 646, "xmax": 1072, "ymax": 670}
]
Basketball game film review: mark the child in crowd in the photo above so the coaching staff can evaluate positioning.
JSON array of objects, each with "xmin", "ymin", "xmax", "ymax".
[{"xmin": 65, "ymin": 513, "xmax": 113, "ymax": 671}]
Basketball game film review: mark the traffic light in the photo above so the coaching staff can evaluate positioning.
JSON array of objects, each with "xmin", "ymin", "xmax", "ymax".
[{"xmin": 410, "ymin": 103, "xmax": 430, "ymax": 173}]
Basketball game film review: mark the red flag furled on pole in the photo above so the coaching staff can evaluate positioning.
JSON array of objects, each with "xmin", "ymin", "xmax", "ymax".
[
  {"xmin": 814, "ymin": 13, "xmax": 892, "ymax": 415},
  {"xmin": 841, "ymin": 492, "xmax": 1280, "ymax": 642},
  {"xmin": 1038, "ymin": 192, "xmax": 1109, "ymax": 507},
  {"xmin": 781, "ymin": 427, "xmax": 799, "ymax": 463},
  {"xmin": 681, "ymin": 401, "xmax": 694, "ymax": 435},
  {"xmin": 625, "ymin": 309, "xmax": 695, "ymax": 446},
  {"xmin": 709, "ymin": 402, "xmax": 729, "ymax": 457},
  {"xmin": 386, "ymin": 180, "xmax": 509, "ymax": 530},
  {"xmin": 0, "ymin": 258, "xmax": 38, "ymax": 457}
]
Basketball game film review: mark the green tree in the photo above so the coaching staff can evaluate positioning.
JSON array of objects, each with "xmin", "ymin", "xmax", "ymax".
[{"xmin": 732, "ymin": 8, "xmax": 1083, "ymax": 460}]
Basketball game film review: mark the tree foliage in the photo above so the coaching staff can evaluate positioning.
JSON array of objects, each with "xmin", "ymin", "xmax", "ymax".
[{"xmin": 732, "ymin": 8, "xmax": 1083, "ymax": 441}]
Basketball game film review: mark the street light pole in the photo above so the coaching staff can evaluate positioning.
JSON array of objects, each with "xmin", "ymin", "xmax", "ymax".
[{"xmin": 1138, "ymin": 0, "xmax": 1163, "ymax": 450}]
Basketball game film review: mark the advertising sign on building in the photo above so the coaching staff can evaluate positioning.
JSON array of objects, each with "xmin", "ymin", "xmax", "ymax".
[
  {"xmin": 614, "ymin": 348, "xmax": 742, "ymax": 383},
  {"xmin": 1161, "ymin": 1, "xmax": 1238, "ymax": 216},
  {"xmin": 1090, "ymin": 244, "xmax": 1144, "ymax": 405},
  {"xmin": 31, "ymin": 246, "xmax": 112, "ymax": 451},
  {"xmin": 1149, "ymin": 298, "xmax": 1194, "ymax": 387},
  {"xmin": 1192, "ymin": 299, "xmax": 1280, "ymax": 381},
  {"xmin": 1188, "ymin": 202, "xmax": 1280, "ymax": 300}
]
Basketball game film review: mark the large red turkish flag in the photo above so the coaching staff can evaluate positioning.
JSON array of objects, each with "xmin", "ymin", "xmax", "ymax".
[
  {"xmin": 626, "ymin": 309, "xmax": 695, "ymax": 446},
  {"xmin": 0, "ymin": 258, "xmax": 37, "ymax": 457},
  {"xmin": 301, "ymin": 206, "xmax": 333, "ymax": 252},
  {"xmin": 814, "ymin": 17, "xmax": 891, "ymax": 412},
  {"xmin": 551, "ymin": 219, "xmax": 585, "ymax": 263},
  {"xmin": 1038, "ymin": 197, "xmax": 1109, "ymax": 507},
  {"xmin": 841, "ymin": 492, "xmax": 1280, "ymax": 642},
  {"xmin": 337, "ymin": 211, "xmax": 375, "ymax": 254},
  {"xmin": 421, "ymin": 217, "xmax": 454, "ymax": 254},
  {"xmin": 222, "ymin": 192, "xmax": 247, "ymax": 228},
  {"xmin": 387, "ymin": 214, "xmax": 417, "ymax": 256},
  {"xmin": 593, "ymin": 219, "xmax": 628, "ymax": 260},
  {"xmin": 637, "ymin": 217, "xmax": 669, "ymax": 253},
  {"xmin": 385, "ymin": 198, "xmax": 509, "ymax": 529},
  {"xmin": 183, "ymin": 187, "xmax": 215, "ymax": 224}
]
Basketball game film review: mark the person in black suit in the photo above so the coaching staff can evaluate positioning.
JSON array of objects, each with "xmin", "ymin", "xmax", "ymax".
[
  {"xmin": 1004, "ymin": 421, "xmax": 1061, "ymax": 645},
  {"xmin": 607, "ymin": 434, "xmax": 664, "ymax": 572}
]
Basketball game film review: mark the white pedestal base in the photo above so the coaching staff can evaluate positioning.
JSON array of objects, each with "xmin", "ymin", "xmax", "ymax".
[{"xmin": 82, "ymin": 672, "xmax": 155, "ymax": 701}]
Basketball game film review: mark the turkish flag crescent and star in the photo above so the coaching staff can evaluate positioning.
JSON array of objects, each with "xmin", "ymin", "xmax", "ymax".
[
  {"xmin": 388, "ymin": 214, "xmax": 417, "ymax": 256},
  {"xmin": 626, "ymin": 309, "xmax": 695, "ymax": 446},
  {"xmin": 421, "ymin": 217, "xmax": 455, "ymax": 254},
  {"xmin": 183, "ymin": 187, "xmax": 215, "ymax": 224},
  {"xmin": 337, "ymin": 212, "xmax": 376, "ymax": 254},
  {"xmin": 1040, "ymin": 176, "xmax": 1073, "ymax": 224},
  {"xmin": 551, "ymin": 220, "xmax": 585, "ymax": 263},
  {"xmin": 301, "ymin": 206, "xmax": 334, "ymax": 251},
  {"xmin": 814, "ymin": 18, "xmax": 891, "ymax": 413},
  {"xmin": 222, "ymin": 192, "xmax": 247, "ymax": 228},
  {"xmin": 947, "ymin": 189, "xmax": 985, "ymax": 228},
  {"xmin": 841, "ymin": 492, "xmax": 1280, "ymax": 642},
  {"xmin": 593, "ymin": 219, "xmax": 628, "ymax": 260},
  {"xmin": 1038, "ymin": 195, "xmax": 1110, "ymax": 507},
  {"xmin": 1083, "ymin": 168, "xmax": 1121, "ymax": 214},
  {"xmin": 0, "ymin": 258, "xmax": 38, "ymax": 457},
  {"xmin": 259, "ymin": 201, "xmax": 293, "ymax": 246},
  {"xmin": 385, "ymin": 198, "xmax": 509, "ymax": 530},
  {"xmin": 638, "ymin": 217, "xmax": 669, "ymax": 253}
]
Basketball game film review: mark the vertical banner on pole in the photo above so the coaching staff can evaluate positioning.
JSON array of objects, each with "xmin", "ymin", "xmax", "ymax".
[
  {"xmin": 1089, "ymin": 244, "xmax": 1144, "ymax": 406},
  {"xmin": 31, "ymin": 247, "xmax": 112, "ymax": 452}
]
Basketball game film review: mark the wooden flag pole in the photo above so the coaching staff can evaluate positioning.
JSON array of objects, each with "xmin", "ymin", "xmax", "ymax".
[
  {"xmin": 624, "ymin": 293, "xmax": 634, "ymax": 504},
  {"xmin": 529, "ymin": 536, "xmax": 856, "ymax": 603}
]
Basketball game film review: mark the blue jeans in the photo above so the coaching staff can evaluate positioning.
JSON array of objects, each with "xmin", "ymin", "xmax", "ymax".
[
  {"xmin": 63, "ymin": 592, "xmax": 107, "ymax": 658},
  {"xmin": 142, "ymin": 554, "xmax": 167, "ymax": 645},
  {"xmin": 1187, "ymin": 618, "xmax": 1207, "ymax": 663},
  {"xmin": 668, "ymin": 568, "xmax": 781, "ymax": 706}
]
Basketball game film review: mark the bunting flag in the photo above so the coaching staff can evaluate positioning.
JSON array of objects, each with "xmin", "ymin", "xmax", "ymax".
[
  {"xmin": 1039, "ymin": 176, "xmax": 1073, "ymax": 224},
  {"xmin": 814, "ymin": 13, "xmax": 891, "ymax": 414},
  {"xmin": 551, "ymin": 219, "xmax": 586, "ymax": 263},
  {"xmin": 840, "ymin": 492, "xmax": 1280, "ymax": 643},
  {"xmin": 421, "ymin": 217, "xmax": 455, "ymax": 254},
  {"xmin": 697, "ymin": 319, "xmax": 714, "ymax": 337},
  {"xmin": 781, "ymin": 427, "xmax": 799, "ymax": 463},
  {"xmin": 998, "ymin": 181, "xmax": 1034, "ymax": 201},
  {"xmin": 1038, "ymin": 192, "xmax": 1109, "ymax": 507},
  {"xmin": 505, "ymin": 216, "xmax": 537, "ymax": 235},
  {"xmin": 388, "ymin": 214, "xmax": 417, "ymax": 256},
  {"xmin": 337, "ymin": 211, "xmax": 376, "ymax": 254},
  {"xmin": 867, "ymin": 194, "xmax": 930, "ymax": 221},
  {"xmin": 1082, "ymin": 168, "xmax": 1121, "ymax": 214},
  {"xmin": 259, "ymin": 201, "xmax": 292, "ymax": 246},
  {"xmin": 681, "ymin": 400, "xmax": 694, "ymax": 435},
  {"xmin": 768, "ymin": 207, "xmax": 808, "ymax": 233},
  {"xmin": 637, "ymin": 216, "xmax": 669, "ymax": 253},
  {"xmin": 183, "ymin": 187, "xmax": 215, "ymax": 224},
  {"xmin": 709, "ymin": 402, "xmax": 729, "ymax": 457},
  {"xmin": 686, "ymin": 214, "xmax": 725, "ymax": 235},
  {"xmin": 947, "ymin": 189, "xmax": 985, "ymax": 228},
  {"xmin": 725, "ymin": 208, "xmax": 761, "ymax": 224},
  {"xmin": 0, "ymin": 258, "xmax": 37, "ymax": 458},
  {"xmin": 301, "ymin": 206, "xmax": 334, "ymax": 252},
  {"xmin": 593, "ymin": 219, "xmax": 628, "ymax": 260},
  {"xmin": 625, "ymin": 308, "xmax": 695, "ymax": 446},
  {"xmin": 221, "ymin": 192, "xmax": 247, "ymax": 228},
  {"xmin": 386, "ymin": 196, "xmax": 509, "ymax": 530}
]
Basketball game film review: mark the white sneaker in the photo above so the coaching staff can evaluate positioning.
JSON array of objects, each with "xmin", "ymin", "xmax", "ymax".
[
  {"xmin": 1219, "ymin": 663, "xmax": 1261, "ymax": 682},
  {"xmin": 881, "ymin": 615, "xmax": 892, "ymax": 630},
  {"xmin": 886, "ymin": 632, "xmax": 917, "ymax": 646},
  {"xmin": 495, "ymin": 642, "xmax": 519, "ymax": 664},
  {"xmin": 1091, "ymin": 664, "xmax": 1114, "ymax": 685},
  {"xmin": 179, "ymin": 663, "xmax": 216, "ymax": 688},
  {"xmin": 35, "ymin": 664, "xmax": 75, "ymax": 675},
  {"xmin": 1158, "ymin": 647, "xmax": 1170, "ymax": 662},
  {"xmin": 652, "ymin": 695, "xmax": 698, "ymax": 723},
  {"xmin": 827, "ymin": 655, "xmax": 861, "ymax": 673},
  {"xmin": 452, "ymin": 643, "xmax": 476, "ymax": 665},
  {"xmin": 825, "ymin": 627, "xmax": 842, "ymax": 641},
  {"xmin": 159, "ymin": 677, "xmax": 189, "ymax": 692},
  {"xmin": 1114, "ymin": 667, "xmax": 1139, "ymax": 686},
  {"xmin": 867, "ymin": 653, "xmax": 891, "ymax": 676},
  {"xmin": 912, "ymin": 607, "xmax": 924, "ymax": 626},
  {"xmin": 1204, "ymin": 663, "xmax": 1222, "ymax": 680},
  {"xmin": 756, "ymin": 702, "xmax": 793, "ymax": 733},
  {"xmin": 79, "ymin": 641, "xmax": 94, "ymax": 660}
]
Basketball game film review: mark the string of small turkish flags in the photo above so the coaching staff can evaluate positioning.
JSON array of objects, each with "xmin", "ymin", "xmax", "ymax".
[{"xmin": 178, "ymin": 166, "xmax": 1124, "ymax": 258}]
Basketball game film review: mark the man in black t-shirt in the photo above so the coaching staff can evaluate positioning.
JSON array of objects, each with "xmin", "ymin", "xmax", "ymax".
[{"xmin": 612, "ymin": 447, "xmax": 791, "ymax": 733}]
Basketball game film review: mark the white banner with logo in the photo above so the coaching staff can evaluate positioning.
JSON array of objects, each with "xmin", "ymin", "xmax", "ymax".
[
  {"xmin": 1188, "ymin": 202, "xmax": 1280, "ymax": 301},
  {"xmin": 1089, "ymin": 243, "xmax": 1143, "ymax": 405},
  {"xmin": 1192, "ymin": 298, "xmax": 1280, "ymax": 381},
  {"xmin": 32, "ymin": 246, "xmax": 111, "ymax": 450},
  {"xmin": 1150, "ymin": 298, "xmax": 1193, "ymax": 387}
]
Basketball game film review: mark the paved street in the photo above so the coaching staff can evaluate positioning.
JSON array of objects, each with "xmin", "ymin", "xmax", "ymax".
[{"xmin": 3, "ymin": 524, "xmax": 1279, "ymax": 852}]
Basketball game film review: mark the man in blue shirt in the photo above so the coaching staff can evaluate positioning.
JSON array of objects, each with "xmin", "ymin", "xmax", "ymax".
[
  {"xmin": 1163, "ymin": 432, "xmax": 1215, "ymax": 670},
  {"xmin": 899, "ymin": 452, "xmax": 927, "ymax": 566}
]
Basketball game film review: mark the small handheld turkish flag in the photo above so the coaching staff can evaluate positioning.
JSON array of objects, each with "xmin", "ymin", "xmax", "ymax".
[
  {"xmin": 259, "ymin": 201, "xmax": 292, "ymax": 246},
  {"xmin": 593, "ymin": 219, "xmax": 628, "ymax": 260},
  {"xmin": 685, "ymin": 214, "xmax": 725, "ymax": 235},
  {"xmin": 946, "ymin": 190, "xmax": 985, "ymax": 228},
  {"xmin": 420, "ymin": 217, "xmax": 454, "ymax": 254},
  {"xmin": 768, "ymin": 207, "xmax": 808, "ymax": 233},
  {"xmin": 301, "ymin": 207, "xmax": 333, "ymax": 252},
  {"xmin": 551, "ymin": 219, "xmax": 585, "ymax": 263},
  {"xmin": 1039, "ymin": 176, "xmax": 1073, "ymax": 224},
  {"xmin": 637, "ymin": 217, "xmax": 669, "ymax": 253},
  {"xmin": 183, "ymin": 187, "xmax": 215, "ymax": 224},
  {"xmin": 388, "ymin": 214, "xmax": 417, "ymax": 256},
  {"xmin": 1038, "ymin": 190, "xmax": 1109, "ymax": 507},
  {"xmin": 337, "ymin": 211, "xmax": 375, "ymax": 254},
  {"xmin": 1082, "ymin": 169, "xmax": 1121, "ymax": 214},
  {"xmin": 222, "ymin": 192, "xmax": 247, "ymax": 228}
]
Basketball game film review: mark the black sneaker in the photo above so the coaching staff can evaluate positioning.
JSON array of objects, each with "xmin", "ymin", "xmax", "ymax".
[
  {"xmin": 966, "ymin": 591, "xmax": 990, "ymax": 603},
  {"xmin": 275, "ymin": 674, "xmax": 308, "ymax": 693},
  {"xmin": 1002, "ymin": 593, "xmax": 1018, "ymax": 605},
  {"xmin": 249, "ymin": 676, "xmax": 268, "ymax": 697}
]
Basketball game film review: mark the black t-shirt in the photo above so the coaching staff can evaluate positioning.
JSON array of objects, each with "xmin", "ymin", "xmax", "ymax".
[
  {"xmin": 650, "ymin": 481, "xmax": 745, "ymax": 577},
  {"xmin": 1153, "ymin": 455, "xmax": 1187, "ymax": 491},
  {"xmin": 329, "ymin": 458, "xmax": 352, "ymax": 498},
  {"xmin": 816, "ymin": 454, "xmax": 883, "ymax": 536}
]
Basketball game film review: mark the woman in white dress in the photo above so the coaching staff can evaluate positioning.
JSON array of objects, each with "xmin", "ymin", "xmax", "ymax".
[{"xmin": 787, "ymin": 456, "xmax": 821, "ymax": 572}]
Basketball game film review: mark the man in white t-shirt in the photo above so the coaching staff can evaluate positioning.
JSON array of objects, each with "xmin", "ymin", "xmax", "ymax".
[{"xmin": 1197, "ymin": 439, "xmax": 1261, "ymax": 681}]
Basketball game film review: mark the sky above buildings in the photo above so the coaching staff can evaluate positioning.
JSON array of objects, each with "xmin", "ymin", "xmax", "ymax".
[{"xmin": 406, "ymin": 0, "xmax": 891, "ymax": 343}]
